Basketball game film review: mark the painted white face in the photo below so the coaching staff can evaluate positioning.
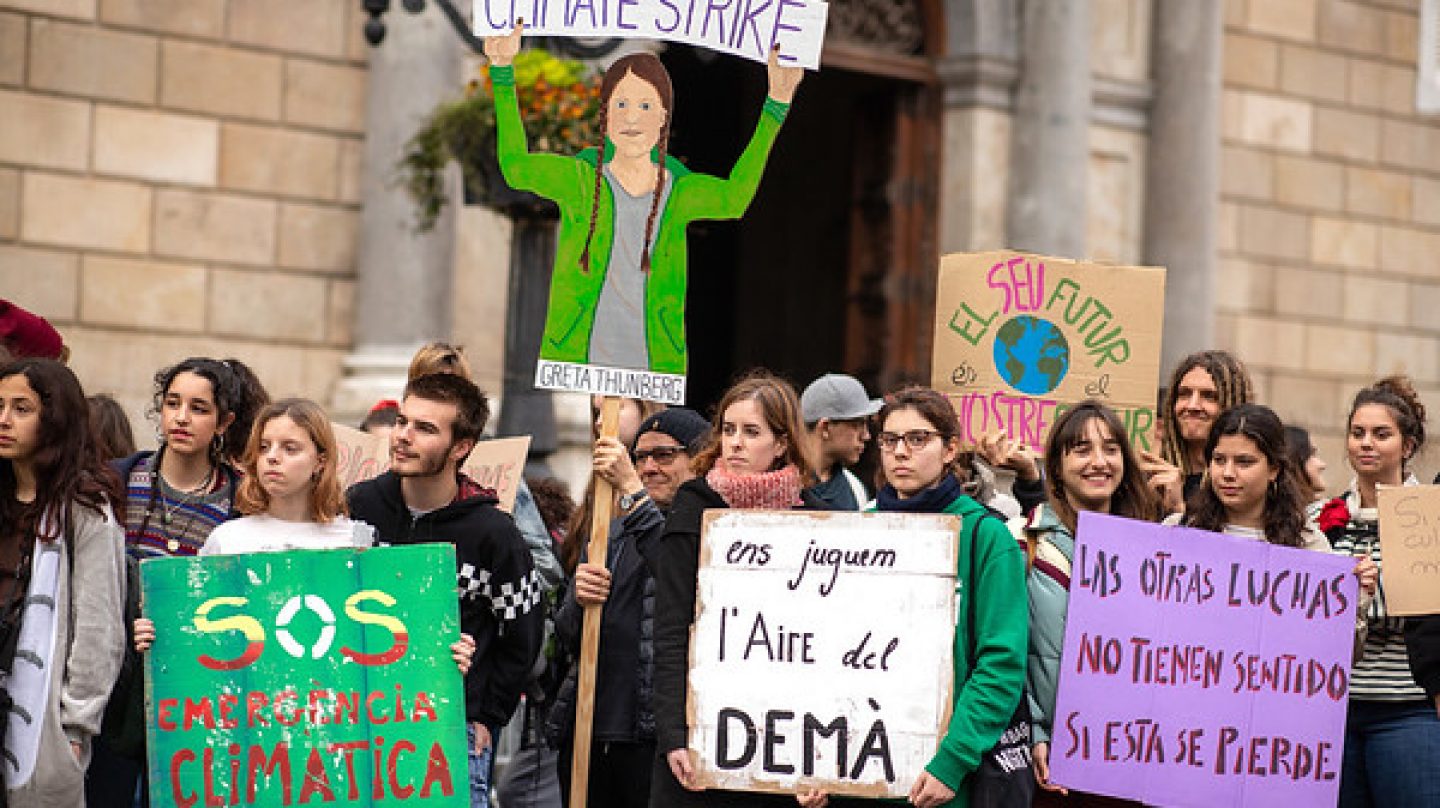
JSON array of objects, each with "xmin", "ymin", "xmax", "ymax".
[{"xmin": 607, "ymin": 71, "xmax": 666, "ymax": 160}]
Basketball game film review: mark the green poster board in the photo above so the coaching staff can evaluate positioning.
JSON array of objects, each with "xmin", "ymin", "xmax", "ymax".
[{"xmin": 142, "ymin": 545, "xmax": 468, "ymax": 807}]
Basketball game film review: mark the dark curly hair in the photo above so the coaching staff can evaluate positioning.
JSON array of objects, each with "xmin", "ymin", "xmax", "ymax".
[{"xmin": 1185, "ymin": 404, "xmax": 1308, "ymax": 548}]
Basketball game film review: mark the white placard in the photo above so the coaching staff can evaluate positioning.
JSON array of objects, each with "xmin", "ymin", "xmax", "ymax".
[
  {"xmin": 473, "ymin": 0, "xmax": 830, "ymax": 70},
  {"xmin": 689, "ymin": 510, "xmax": 959, "ymax": 798}
]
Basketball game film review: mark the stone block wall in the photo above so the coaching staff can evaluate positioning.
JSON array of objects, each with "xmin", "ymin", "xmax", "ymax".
[
  {"xmin": 0, "ymin": 0, "xmax": 367, "ymax": 436},
  {"xmin": 1218, "ymin": 0, "xmax": 1440, "ymax": 484}
]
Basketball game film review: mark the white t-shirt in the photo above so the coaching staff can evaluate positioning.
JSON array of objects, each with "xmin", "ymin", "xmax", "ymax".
[{"xmin": 200, "ymin": 515, "xmax": 375, "ymax": 556}]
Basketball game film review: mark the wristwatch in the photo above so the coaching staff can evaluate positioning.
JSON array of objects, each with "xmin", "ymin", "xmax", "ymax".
[{"xmin": 618, "ymin": 489, "xmax": 648, "ymax": 511}]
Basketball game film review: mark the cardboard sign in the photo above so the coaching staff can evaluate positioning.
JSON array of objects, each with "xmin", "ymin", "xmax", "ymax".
[
  {"xmin": 688, "ymin": 510, "xmax": 959, "ymax": 797},
  {"xmin": 931, "ymin": 251, "xmax": 1166, "ymax": 454},
  {"xmin": 1378, "ymin": 485, "xmax": 1440, "ymax": 616},
  {"xmin": 142, "ymin": 546, "xmax": 467, "ymax": 807},
  {"xmin": 472, "ymin": 0, "xmax": 830, "ymax": 69},
  {"xmin": 1050, "ymin": 513, "xmax": 1357, "ymax": 808},
  {"xmin": 333, "ymin": 424, "xmax": 531, "ymax": 514}
]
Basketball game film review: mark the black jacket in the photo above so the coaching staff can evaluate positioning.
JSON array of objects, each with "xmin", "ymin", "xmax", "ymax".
[
  {"xmin": 549, "ymin": 497, "xmax": 665, "ymax": 745},
  {"xmin": 347, "ymin": 471, "xmax": 544, "ymax": 736},
  {"xmin": 1406, "ymin": 616, "xmax": 1440, "ymax": 700}
]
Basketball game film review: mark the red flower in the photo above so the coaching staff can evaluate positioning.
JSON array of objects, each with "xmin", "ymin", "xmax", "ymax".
[{"xmin": 1318, "ymin": 497, "xmax": 1351, "ymax": 533}]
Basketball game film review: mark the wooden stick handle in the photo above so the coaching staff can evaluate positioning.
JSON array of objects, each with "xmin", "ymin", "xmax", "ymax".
[{"xmin": 569, "ymin": 396, "xmax": 620, "ymax": 808}]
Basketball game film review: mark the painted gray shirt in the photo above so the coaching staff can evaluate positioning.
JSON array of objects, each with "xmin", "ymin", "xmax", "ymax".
[{"xmin": 588, "ymin": 165, "xmax": 673, "ymax": 371}]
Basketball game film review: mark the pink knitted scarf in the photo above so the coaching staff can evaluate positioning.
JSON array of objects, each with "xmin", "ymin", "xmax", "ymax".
[{"xmin": 706, "ymin": 464, "xmax": 804, "ymax": 510}]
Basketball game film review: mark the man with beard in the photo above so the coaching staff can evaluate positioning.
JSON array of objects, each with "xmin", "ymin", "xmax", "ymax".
[
  {"xmin": 347, "ymin": 373, "xmax": 544, "ymax": 808},
  {"xmin": 1142, "ymin": 350, "xmax": 1254, "ymax": 513}
]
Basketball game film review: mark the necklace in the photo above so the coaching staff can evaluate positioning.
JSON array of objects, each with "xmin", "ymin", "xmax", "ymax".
[{"xmin": 152, "ymin": 464, "xmax": 215, "ymax": 552}]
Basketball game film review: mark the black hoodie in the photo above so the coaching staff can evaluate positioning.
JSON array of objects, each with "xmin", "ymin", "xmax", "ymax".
[{"xmin": 347, "ymin": 471, "xmax": 544, "ymax": 736}]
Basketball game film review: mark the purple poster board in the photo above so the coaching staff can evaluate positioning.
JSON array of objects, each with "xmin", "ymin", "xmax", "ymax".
[{"xmin": 1049, "ymin": 512, "xmax": 1356, "ymax": 808}]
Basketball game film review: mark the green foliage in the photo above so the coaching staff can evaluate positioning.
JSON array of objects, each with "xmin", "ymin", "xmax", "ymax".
[{"xmin": 400, "ymin": 49, "xmax": 602, "ymax": 230}]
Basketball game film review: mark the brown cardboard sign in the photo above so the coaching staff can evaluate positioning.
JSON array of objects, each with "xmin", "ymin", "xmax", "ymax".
[
  {"xmin": 930, "ymin": 251, "xmax": 1167, "ymax": 453},
  {"xmin": 1378, "ymin": 485, "xmax": 1440, "ymax": 616},
  {"xmin": 687, "ymin": 510, "xmax": 960, "ymax": 797},
  {"xmin": 332, "ymin": 423, "xmax": 531, "ymax": 514}
]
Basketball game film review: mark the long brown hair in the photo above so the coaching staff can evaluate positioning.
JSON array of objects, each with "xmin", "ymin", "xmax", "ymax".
[
  {"xmin": 691, "ymin": 371, "xmax": 816, "ymax": 483},
  {"xmin": 579, "ymin": 52, "xmax": 673, "ymax": 275},
  {"xmin": 1043, "ymin": 401, "xmax": 1160, "ymax": 533},
  {"xmin": 235, "ymin": 399, "xmax": 345, "ymax": 522},
  {"xmin": 873, "ymin": 387, "xmax": 971, "ymax": 491},
  {"xmin": 0, "ymin": 359, "xmax": 122, "ymax": 541}
]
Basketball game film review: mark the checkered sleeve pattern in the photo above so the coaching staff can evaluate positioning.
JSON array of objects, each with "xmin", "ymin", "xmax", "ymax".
[{"xmin": 457, "ymin": 563, "xmax": 544, "ymax": 621}]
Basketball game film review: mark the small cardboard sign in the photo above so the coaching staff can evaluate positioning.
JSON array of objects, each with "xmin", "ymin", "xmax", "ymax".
[
  {"xmin": 472, "ymin": 0, "xmax": 830, "ymax": 69},
  {"xmin": 931, "ymin": 251, "xmax": 1166, "ymax": 454},
  {"xmin": 1050, "ymin": 513, "xmax": 1356, "ymax": 808},
  {"xmin": 143, "ymin": 546, "xmax": 468, "ymax": 807},
  {"xmin": 333, "ymin": 424, "xmax": 531, "ymax": 514},
  {"xmin": 687, "ymin": 510, "xmax": 959, "ymax": 798},
  {"xmin": 1378, "ymin": 485, "xmax": 1440, "ymax": 616}
]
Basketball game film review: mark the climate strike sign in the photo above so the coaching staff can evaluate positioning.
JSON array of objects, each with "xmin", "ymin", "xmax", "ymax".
[
  {"xmin": 473, "ymin": 0, "xmax": 829, "ymax": 69},
  {"xmin": 142, "ymin": 546, "xmax": 468, "ymax": 808},
  {"xmin": 1050, "ymin": 513, "xmax": 1357, "ymax": 807},
  {"xmin": 930, "ymin": 251, "xmax": 1166, "ymax": 453},
  {"xmin": 688, "ymin": 510, "xmax": 959, "ymax": 797}
]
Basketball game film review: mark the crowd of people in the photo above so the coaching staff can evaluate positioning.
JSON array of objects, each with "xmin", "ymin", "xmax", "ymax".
[{"xmin": 0, "ymin": 289, "xmax": 1438, "ymax": 808}]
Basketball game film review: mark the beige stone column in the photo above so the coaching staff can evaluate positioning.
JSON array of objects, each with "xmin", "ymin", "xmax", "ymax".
[
  {"xmin": 334, "ymin": 4, "xmax": 463, "ymax": 413},
  {"xmin": 1006, "ymin": 0, "xmax": 1091, "ymax": 257},
  {"xmin": 1144, "ymin": 0, "xmax": 1221, "ymax": 375}
]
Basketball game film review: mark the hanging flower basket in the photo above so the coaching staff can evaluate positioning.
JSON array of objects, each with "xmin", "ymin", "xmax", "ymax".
[{"xmin": 400, "ymin": 49, "xmax": 603, "ymax": 227}]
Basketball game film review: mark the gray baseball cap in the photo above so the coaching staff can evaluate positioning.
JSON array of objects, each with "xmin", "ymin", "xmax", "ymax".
[{"xmin": 801, "ymin": 373, "xmax": 882, "ymax": 423}]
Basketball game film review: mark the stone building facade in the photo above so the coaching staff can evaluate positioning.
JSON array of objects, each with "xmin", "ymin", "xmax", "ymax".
[{"xmin": 1, "ymin": 0, "xmax": 1437, "ymax": 488}]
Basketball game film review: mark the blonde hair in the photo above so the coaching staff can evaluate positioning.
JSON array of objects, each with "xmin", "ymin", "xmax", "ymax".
[
  {"xmin": 408, "ymin": 342, "xmax": 473, "ymax": 382},
  {"xmin": 235, "ymin": 398, "xmax": 345, "ymax": 522}
]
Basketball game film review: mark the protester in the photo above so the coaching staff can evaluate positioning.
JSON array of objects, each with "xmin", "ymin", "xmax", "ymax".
[
  {"xmin": 1020, "ymin": 402, "xmax": 1159, "ymax": 805},
  {"xmin": 0, "ymin": 359, "xmax": 125, "ymax": 806},
  {"xmin": 800, "ymin": 386, "xmax": 1028, "ymax": 808},
  {"xmin": 133, "ymin": 398, "xmax": 474, "ymax": 664},
  {"xmin": 565, "ymin": 397, "xmax": 666, "ymax": 573},
  {"xmin": 347, "ymin": 373, "xmax": 544, "ymax": 808},
  {"xmin": 91, "ymin": 357, "xmax": 259, "ymax": 805},
  {"xmin": 87, "ymin": 394, "xmax": 136, "ymax": 463},
  {"xmin": 800, "ymin": 372, "xmax": 880, "ymax": 510},
  {"xmin": 552, "ymin": 407, "xmax": 709, "ymax": 807},
  {"xmin": 115, "ymin": 358, "xmax": 252, "ymax": 558},
  {"xmin": 0, "ymin": 301, "xmax": 67, "ymax": 364},
  {"xmin": 1317, "ymin": 377, "xmax": 1440, "ymax": 807},
  {"xmin": 484, "ymin": 25, "xmax": 802, "ymax": 375},
  {"xmin": 1144, "ymin": 350, "xmax": 1253, "ymax": 512},
  {"xmin": 1176, "ymin": 404, "xmax": 1334, "ymax": 551},
  {"xmin": 1284, "ymin": 424, "xmax": 1328, "ymax": 504},
  {"xmin": 410, "ymin": 341, "xmax": 473, "ymax": 380},
  {"xmin": 646, "ymin": 373, "xmax": 825, "ymax": 807}
]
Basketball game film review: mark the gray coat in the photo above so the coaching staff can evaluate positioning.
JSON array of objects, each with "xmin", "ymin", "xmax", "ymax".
[{"xmin": 4, "ymin": 502, "xmax": 125, "ymax": 807}]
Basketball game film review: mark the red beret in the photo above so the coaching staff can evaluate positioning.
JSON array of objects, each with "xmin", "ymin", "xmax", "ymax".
[{"xmin": 0, "ymin": 300, "xmax": 65, "ymax": 361}]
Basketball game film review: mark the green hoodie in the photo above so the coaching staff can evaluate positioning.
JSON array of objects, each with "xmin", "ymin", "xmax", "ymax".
[
  {"xmin": 864, "ymin": 494, "xmax": 1028, "ymax": 806},
  {"xmin": 492, "ymin": 65, "xmax": 789, "ymax": 374}
]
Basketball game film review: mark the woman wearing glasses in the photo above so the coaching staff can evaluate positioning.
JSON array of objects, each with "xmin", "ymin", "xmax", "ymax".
[
  {"xmin": 867, "ymin": 387, "xmax": 1028, "ymax": 807},
  {"xmin": 647, "ymin": 373, "xmax": 826, "ymax": 807}
]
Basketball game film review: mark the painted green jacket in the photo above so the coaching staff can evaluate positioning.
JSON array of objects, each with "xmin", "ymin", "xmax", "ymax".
[
  {"xmin": 866, "ymin": 493, "xmax": 1028, "ymax": 806},
  {"xmin": 492, "ymin": 65, "xmax": 790, "ymax": 374}
]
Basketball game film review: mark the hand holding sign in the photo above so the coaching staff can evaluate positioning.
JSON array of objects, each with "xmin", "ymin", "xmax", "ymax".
[
  {"xmin": 484, "ymin": 19, "xmax": 524, "ymax": 66},
  {"xmin": 767, "ymin": 44, "xmax": 804, "ymax": 104}
]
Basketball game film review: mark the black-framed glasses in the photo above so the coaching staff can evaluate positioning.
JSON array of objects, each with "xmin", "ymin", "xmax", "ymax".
[
  {"xmin": 633, "ymin": 445, "xmax": 685, "ymax": 464},
  {"xmin": 876, "ymin": 429, "xmax": 940, "ymax": 452}
]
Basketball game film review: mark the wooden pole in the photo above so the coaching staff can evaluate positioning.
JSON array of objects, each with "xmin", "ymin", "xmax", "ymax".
[{"xmin": 569, "ymin": 396, "xmax": 620, "ymax": 808}]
